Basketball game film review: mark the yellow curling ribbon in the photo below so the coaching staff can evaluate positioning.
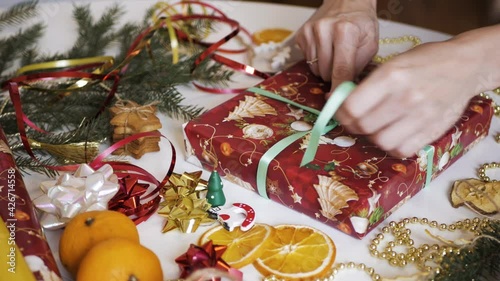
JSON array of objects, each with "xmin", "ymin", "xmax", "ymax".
[
  {"xmin": 151, "ymin": 2, "xmax": 180, "ymax": 22},
  {"xmin": 16, "ymin": 56, "xmax": 114, "ymax": 76},
  {"xmin": 165, "ymin": 17, "xmax": 180, "ymax": 64},
  {"xmin": 151, "ymin": 2, "xmax": 192, "ymax": 41},
  {"xmin": 15, "ymin": 56, "xmax": 115, "ymax": 92}
]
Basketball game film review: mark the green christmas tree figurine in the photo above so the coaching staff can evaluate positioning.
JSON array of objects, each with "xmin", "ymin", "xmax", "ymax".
[{"xmin": 206, "ymin": 171, "xmax": 226, "ymax": 207}]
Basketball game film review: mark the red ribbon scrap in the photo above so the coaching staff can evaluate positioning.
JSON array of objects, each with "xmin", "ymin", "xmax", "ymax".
[{"xmin": 0, "ymin": 0, "xmax": 271, "ymax": 224}]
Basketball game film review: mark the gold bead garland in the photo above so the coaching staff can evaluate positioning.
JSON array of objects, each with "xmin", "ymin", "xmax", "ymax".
[
  {"xmin": 367, "ymin": 217, "xmax": 488, "ymax": 274},
  {"xmin": 477, "ymin": 162, "xmax": 500, "ymax": 182},
  {"xmin": 372, "ymin": 35, "xmax": 422, "ymax": 63},
  {"xmin": 329, "ymin": 262, "xmax": 382, "ymax": 281}
]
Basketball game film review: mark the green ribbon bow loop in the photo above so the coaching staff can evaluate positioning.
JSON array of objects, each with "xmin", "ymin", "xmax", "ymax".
[{"xmin": 248, "ymin": 81, "xmax": 355, "ymax": 199}]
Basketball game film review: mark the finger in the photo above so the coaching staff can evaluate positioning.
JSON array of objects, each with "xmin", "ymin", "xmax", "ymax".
[
  {"xmin": 334, "ymin": 64, "xmax": 398, "ymax": 126},
  {"xmin": 298, "ymin": 23, "xmax": 320, "ymax": 76},
  {"xmin": 368, "ymin": 100, "xmax": 444, "ymax": 156},
  {"xmin": 368, "ymin": 112, "xmax": 428, "ymax": 156},
  {"xmin": 330, "ymin": 21, "xmax": 359, "ymax": 89},
  {"xmin": 387, "ymin": 126, "xmax": 441, "ymax": 158},
  {"xmin": 390, "ymin": 104, "xmax": 466, "ymax": 158},
  {"xmin": 312, "ymin": 21, "xmax": 334, "ymax": 82},
  {"xmin": 351, "ymin": 91, "xmax": 407, "ymax": 135}
]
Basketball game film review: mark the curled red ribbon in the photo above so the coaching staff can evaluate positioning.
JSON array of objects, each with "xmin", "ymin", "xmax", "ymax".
[{"xmin": 90, "ymin": 130, "xmax": 176, "ymax": 224}]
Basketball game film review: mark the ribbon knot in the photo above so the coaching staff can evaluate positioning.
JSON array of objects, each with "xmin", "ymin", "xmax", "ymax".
[
  {"xmin": 109, "ymin": 175, "xmax": 148, "ymax": 208},
  {"xmin": 113, "ymin": 99, "xmax": 159, "ymax": 120}
]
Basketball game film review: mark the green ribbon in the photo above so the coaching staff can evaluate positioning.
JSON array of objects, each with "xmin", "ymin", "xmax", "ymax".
[
  {"xmin": 248, "ymin": 83, "xmax": 435, "ymax": 198},
  {"xmin": 423, "ymin": 145, "xmax": 435, "ymax": 187},
  {"xmin": 248, "ymin": 82, "xmax": 355, "ymax": 199}
]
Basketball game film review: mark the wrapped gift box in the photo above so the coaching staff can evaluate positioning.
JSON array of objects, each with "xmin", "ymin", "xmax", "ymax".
[
  {"xmin": 0, "ymin": 126, "xmax": 62, "ymax": 280},
  {"xmin": 183, "ymin": 61, "xmax": 494, "ymax": 239}
]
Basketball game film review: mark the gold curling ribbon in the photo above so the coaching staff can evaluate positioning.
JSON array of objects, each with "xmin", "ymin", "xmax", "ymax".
[
  {"xmin": 15, "ymin": 56, "xmax": 115, "ymax": 93},
  {"xmin": 16, "ymin": 56, "xmax": 114, "ymax": 76},
  {"xmin": 165, "ymin": 17, "xmax": 180, "ymax": 64},
  {"xmin": 28, "ymin": 139, "xmax": 100, "ymax": 164},
  {"xmin": 150, "ymin": 0, "xmax": 213, "ymax": 62}
]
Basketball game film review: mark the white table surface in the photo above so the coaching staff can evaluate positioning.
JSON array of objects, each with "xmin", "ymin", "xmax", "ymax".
[{"xmin": 2, "ymin": 1, "xmax": 500, "ymax": 280}]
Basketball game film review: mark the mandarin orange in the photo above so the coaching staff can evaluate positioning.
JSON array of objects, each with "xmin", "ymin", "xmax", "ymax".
[
  {"xmin": 59, "ymin": 210, "xmax": 139, "ymax": 277},
  {"xmin": 76, "ymin": 238, "xmax": 163, "ymax": 281}
]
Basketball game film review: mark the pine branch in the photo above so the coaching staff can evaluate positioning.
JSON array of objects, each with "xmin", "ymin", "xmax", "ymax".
[
  {"xmin": 0, "ymin": 23, "xmax": 44, "ymax": 77},
  {"xmin": 434, "ymin": 220, "xmax": 500, "ymax": 281},
  {"xmin": 13, "ymin": 154, "xmax": 59, "ymax": 178},
  {"xmin": 192, "ymin": 59, "xmax": 234, "ymax": 86},
  {"xmin": 0, "ymin": 1, "xmax": 38, "ymax": 31},
  {"xmin": 114, "ymin": 22, "xmax": 145, "ymax": 62},
  {"xmin": 25, "ymin": 113, "xmax": 111, "ymax": 145},
  {"xmin": 66, "ymin": 4, "xmax": 124, "ymax": 58},
  {"xmin": 1, "ymin": 2, "xmax": 236, "ymax": 173}
]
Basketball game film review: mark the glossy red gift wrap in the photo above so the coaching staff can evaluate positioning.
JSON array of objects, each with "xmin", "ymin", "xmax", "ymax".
[
  {"xmin": 183, "ymin": 61, "xmax": 494, "ymax": 239},
  {"xmin": 0, "ymin": 126, "xmax": 61, "ymax": 280}
]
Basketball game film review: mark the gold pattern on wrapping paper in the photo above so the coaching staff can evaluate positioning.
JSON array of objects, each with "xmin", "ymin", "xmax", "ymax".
[
  {"xmin": 224, "ymin": 95, "xmax": 277, "ymax": 122},
  {"xmin": 313, "ymin": 175, "xmax": 358, "ymax": 221},
  {"xmin": 260, "ymin": 73, "xmax": 323, "ymax": 104},
  {"xmin": 478, "ymin": 91, "xmax": 500, "ymax": 143},
  {"xmin": 192, "ymin": 123, "xmax": 300, "ymax": 207},
  {"xmin": 0, "ymin": 139, "xmax": 12, "ymax": 154}
]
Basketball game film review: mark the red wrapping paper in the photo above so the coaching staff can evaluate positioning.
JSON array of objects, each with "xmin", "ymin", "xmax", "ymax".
[
  {"xmin": 183, "ymin": 61, "xmax": 494, "ymax": 239},
  {"xmin": 0, "ymin": 126, "xmax": 61, "ymax": 280}
]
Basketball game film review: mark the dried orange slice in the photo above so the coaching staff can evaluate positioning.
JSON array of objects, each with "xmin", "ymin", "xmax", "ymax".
[
  {"xmin": 252, "ymin": 28, "xmax": 293, "ymax": 45},
  {"xmin": 253, "ymin": 225, "xmax": 336, "ymax": 280},
  {"xmin": 199, "ymin": 224, "xmax": 274, "ymax": 268}
]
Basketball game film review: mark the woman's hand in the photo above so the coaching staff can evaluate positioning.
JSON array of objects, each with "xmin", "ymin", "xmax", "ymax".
[
  {"xmin": 295, "ymin": 0, "xmax": 378, "ymax": 91},
  {"xmin": 335, "ymin": 25, "xmax": 500, "ymax": 158}
]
